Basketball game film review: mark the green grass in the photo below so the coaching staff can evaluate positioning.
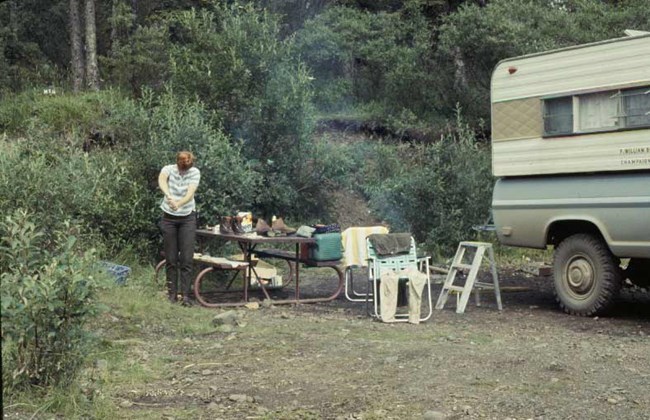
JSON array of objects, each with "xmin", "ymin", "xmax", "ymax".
[{"xmin": 492, "ymin": 242, "xmax": 553, "ymax": 266}]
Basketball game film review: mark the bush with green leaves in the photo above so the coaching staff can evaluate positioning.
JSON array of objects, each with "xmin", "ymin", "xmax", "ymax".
[
  {"xmin": 359, "ymin": 112, "xmax": 493, "ymax": 256},
  {"xmin": 166, "ymin": 4, "xmax": 287, "ymax": 131},
  {"xmin": 0, "ymin": 133, "xmax": 157, "ymax": 256},
  {"xmin": 163, "ymin": 4, "xmax": 319, "ymax": 219},
  {"xmin": 284, "ymin": 133, "xmax": 360, "ymax": 220},
  {"xmin": 0, "ymin": 89, "xmax": 139, "ymax": 141},
  {"xmin": 0, "ymin": 89, "xmax": 262, "ymax": 257},
  {"xmin": 294, "ymin": 4, "xmax": 438, "ymax": 121},
  {"xmin": 103, "ymin": 3, "xmax": 324, "ymax": 220},
  {"xmin": 241, "ymin": 59, "xmax": 320, "ymax": 219},
  {"xmin": 102, "ymin": 15, "xmax": 171, "ymax": 96},
  {"xmin": 0, "ymin": 90, "xmax": 36, "ymax": 135},
  {"xmin": 1, "ymin": 210, "xmax": 103, "ymax": 396}
]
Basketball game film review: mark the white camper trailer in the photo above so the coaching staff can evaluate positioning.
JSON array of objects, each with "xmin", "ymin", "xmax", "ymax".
[{"xmin": 490, "ymin": 32, "xmax": 650, "ymax": 316}]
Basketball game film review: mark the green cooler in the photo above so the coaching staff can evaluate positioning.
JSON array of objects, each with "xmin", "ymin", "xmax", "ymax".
[{"xmin": 308, "ymin": 232, "xmax": 342, "ymax": 261}]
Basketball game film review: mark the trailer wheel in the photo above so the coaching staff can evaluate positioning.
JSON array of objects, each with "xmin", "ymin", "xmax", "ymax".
[{"xmin": 553, "ymin": 234, "xmax": 622, "ymax": 316}]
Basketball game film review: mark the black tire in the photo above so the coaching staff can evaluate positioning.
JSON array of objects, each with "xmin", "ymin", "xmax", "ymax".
[{"xmin": 553, "ymin": 234, "xmax": 622, "ymax": 316}]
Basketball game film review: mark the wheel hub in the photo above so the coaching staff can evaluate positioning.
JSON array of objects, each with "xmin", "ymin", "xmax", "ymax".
[{"xmin": 567, "ymin": 258, "xmax": 594, "ymax": 295}]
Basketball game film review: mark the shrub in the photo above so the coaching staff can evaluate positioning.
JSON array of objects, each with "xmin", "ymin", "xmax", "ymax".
[
  {"xmin": 242, "ymin": 60, "xmax": 317, "ymax": 219},
  {"xmin": 359, "ymin": 112, "xmax": 493, "ymax": 256},
  {"xmin": 294, "ymin": 5, "xmax": 438, "ymax": 123},
  {"xmin": 102, "ymin": 24, "xmax": 171, "ymax": 96},
  {"xmin": 139, "ymin": 90, "xmax": 260, "ymax": 223},
  {"xmin": 0, "ymin": 138, "xmax": 73, "ymax": 243},
  {"xmin": 0, "ymin": 133, "xmax": 157, "ymax": 256},
  {"xmin": 166, "ymin": 4, "xmax": 286, "ymax": 131},
  {"xmin": 164, "ymin": 4, "xmax": 318, "ymax": 220},
  {"xmin": 1, "ymin": 210, "xmax": 103, "ymax": 395},
  {"xmin": 0, "ymin": 91, "xmax": 37, "ymax": 135},
  {"xmin": 0, "ymin": 90, "xmax": 259, "ymax": 258},
  {"xmin": 285, "ymin": 134, "xmax": 359, "ymax": 220},
  {"xmin": 0, "ymin": 89, "xmax": 140, "ymax": 142},
  {"xmin": 68, "ymin": 151, "xmax": 158, "ymax": 255}
]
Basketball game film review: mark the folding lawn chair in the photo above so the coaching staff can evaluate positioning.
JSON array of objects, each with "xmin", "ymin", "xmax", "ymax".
[{"xmin": 366, "ymin": 233, "xmax": 433, "ymax": 323}]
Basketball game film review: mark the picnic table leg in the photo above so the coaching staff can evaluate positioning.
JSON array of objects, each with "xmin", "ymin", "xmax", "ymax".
[
  {"xmin": 225, "ymin": 270, "xmax": 242, "ymax": 290},
  {"xmin": 282, "ymin": 259, "xmax": 295, "ymax": 286},
  {"xmin": 154, "ymin": 259, "xmax": 166, "ymax": 284},
  {"xmin": 243, "ymin": 243, "xmax": 254, "ymax": 303},
  {"xmin": 194, "ymin": 266, "xmax": 216, "ymax": 307},
  {"xmin": 250, "ymin": 264, "xmax": 273, "ymax": 301},
  {"xmin": 294, "ymin": 244, "xmax": 301, "ymax": 302},
  {"xmin": 293, "ymin": 265, "xmax": 345, "ymax": 304},
  {"xmin": 193, "ymin": 265, "xmax": 254, "ymax": 308}
]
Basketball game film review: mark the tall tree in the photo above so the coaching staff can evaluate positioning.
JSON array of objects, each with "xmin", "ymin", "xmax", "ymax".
[
  {"xmin": 84, "ymin": 0, "xmax": 99, "ymax": 90},
  {"xmin": 8, "ymin": 0, "xmax": 18, "ymax": 35},
  {"xmin": 69, "ymin": 0, "xmax": 84, "ymax": 92}
]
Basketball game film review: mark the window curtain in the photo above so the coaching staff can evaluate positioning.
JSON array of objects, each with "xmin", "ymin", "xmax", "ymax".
[{"xmin": 578, "ymin": 92, "xmax": 617, "ymax": 131}]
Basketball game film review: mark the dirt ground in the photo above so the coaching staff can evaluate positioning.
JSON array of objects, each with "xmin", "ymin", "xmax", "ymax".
[
  {"xmin": 108, "ymin": 188, "xmax": 649, "ymax": 420},
  {"xmin": 113, "ymin": 265, "xmax": 650, "ymax": 420}
]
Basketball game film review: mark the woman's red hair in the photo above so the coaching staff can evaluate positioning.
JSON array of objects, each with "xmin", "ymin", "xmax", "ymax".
[{"xmin": 176, "ymin": 151, "xmax": 194, "ymax": 170}]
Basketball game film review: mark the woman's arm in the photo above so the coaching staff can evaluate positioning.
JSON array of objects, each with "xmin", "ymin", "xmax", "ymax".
[
  {"xmin": 158, "ymin": 170, "xmax": 172, "ymax": 200},
  {"xmin": 175, "ymin": 184, "xmax": 198, "ymax": 208},
  {"xmin": 158, "ymin": 169, "xmax": 179, "ymax": 210}
]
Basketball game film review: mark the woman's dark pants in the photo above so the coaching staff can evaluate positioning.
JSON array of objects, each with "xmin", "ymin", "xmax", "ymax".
[{"xmin": 161, "ymin": 213, "xmax": 196, "ymax": 300}]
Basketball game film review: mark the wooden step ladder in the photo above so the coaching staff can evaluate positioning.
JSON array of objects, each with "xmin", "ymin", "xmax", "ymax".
[{"xmin": 435, "ymin": 242, "xmax": 502, "ymax": 314}]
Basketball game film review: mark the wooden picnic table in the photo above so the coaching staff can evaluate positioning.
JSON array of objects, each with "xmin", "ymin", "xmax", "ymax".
[{"xmin": 193, "ymin": 229, "xmax": 344, "ymax": 308}]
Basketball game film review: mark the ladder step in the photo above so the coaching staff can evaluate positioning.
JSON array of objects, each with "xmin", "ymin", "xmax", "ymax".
[
  {"xmin": 475, "ymin": 281, "xmax": 494, "ymax": 288},
  {"xmin": 452, "ymin": 263, "xmax": 473, "ymax": 271},
  {"xmin": 445, "ymin": 285, "xmax": 465, "ymax": 292},
  {"xmin": 459, "ymin": 242, "xmax": 492, "ymax": 249}
]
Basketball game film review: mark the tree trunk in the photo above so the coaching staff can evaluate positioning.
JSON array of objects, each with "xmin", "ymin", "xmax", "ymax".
[
  {"xmin": 9, "ymin": 0, "xmax": 18, "ymax": 37},
  {"xmin": 84, "ymin": 0, "xmax": 99, "ymax": 90},
  {"xmin": 452, "ymin": 46, "xmax": 468, "ymax": 91},
  {"xmin": 110, "ymin": 0, "xmax": 118, "ymax": 44},
  {"xmin": 69, "ymin": 0, "xmax": 84, "ymax": 92}
]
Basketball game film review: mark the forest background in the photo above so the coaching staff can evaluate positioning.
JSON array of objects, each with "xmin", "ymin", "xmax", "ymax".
[{"xmin": 1, "ymin": 0, "xmax": 649, "ymax": 416}]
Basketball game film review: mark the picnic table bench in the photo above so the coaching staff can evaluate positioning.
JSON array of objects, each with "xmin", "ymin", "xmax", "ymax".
[{"xmin": 154, "ymin": 254, "xmax": 249, "ymax": 285}]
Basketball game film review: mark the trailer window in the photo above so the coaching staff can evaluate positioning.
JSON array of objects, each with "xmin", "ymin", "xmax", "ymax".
[
  {"xmin": 543, "ymin": 97, "xmax": 573, "ymax": 135},
  {"xmin": 577, "ymin": 92, "xmax": 618, "ymax": 132},
  {"xmin": 622, "ymin": 87, "xmax": 650, "ymax": 128},
  {"xmin": 543, "ymin": 86, "xmax": 650, "ymax": 137}
]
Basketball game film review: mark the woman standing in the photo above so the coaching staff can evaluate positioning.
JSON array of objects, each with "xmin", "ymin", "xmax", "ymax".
[{"xmin": 158, "ymin": 151, "xmax": 201, "ymax": 305}]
